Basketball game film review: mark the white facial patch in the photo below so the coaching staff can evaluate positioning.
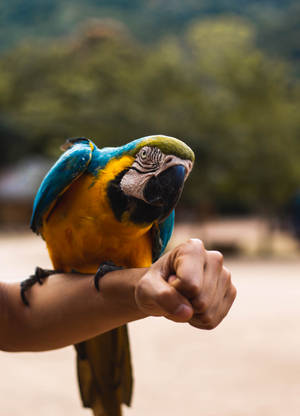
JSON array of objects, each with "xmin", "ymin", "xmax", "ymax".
[
  {"xmin": 120, "ymin": 146, "xmax": 193, "ymax": 201},
  {"xmin": 120, "ymin": 168, "xmax": 153, "ymax": 202}
]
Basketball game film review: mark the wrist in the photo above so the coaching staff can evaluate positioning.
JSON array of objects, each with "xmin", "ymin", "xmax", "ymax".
[{"xmin": 99, "ymin": 267, "xmax": 148, "ymax": 322}]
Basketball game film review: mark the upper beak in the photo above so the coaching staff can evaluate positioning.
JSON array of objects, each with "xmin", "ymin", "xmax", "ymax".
[{"xmin": 155, "ymin": 155, "xmax": 193, "ymax": 181}]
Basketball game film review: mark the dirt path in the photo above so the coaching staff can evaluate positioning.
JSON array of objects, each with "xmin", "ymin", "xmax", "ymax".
[{"xmin": 0, "ymin": 232, "xmax": 299, "ymax": 416}]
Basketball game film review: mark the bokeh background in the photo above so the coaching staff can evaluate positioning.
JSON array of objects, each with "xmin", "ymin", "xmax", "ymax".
[{"xmin": 0, "ymin": 1, "xmax": 300, "ymax": 415}]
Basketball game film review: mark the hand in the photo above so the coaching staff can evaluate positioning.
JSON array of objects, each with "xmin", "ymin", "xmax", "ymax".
[{"xmin": 135, "ymin": 239, "xmax": 236, "ymax": 329}]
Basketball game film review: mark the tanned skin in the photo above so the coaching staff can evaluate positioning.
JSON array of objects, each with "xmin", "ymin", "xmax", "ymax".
[{"xmin": 0, "ymin": 239, "xmax": 236, "ymax": 352}]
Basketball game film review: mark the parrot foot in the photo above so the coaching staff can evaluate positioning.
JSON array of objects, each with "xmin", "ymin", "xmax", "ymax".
[
  {"xmin": 20, "ymin": 267, "xmax": 58, "ymax": 306},
  {"xmin": 94, "ymin": 261, "xmax": 123, "ymax": 291}
]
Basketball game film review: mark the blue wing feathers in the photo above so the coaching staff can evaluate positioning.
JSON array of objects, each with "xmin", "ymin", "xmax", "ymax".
[
  {"xmin": 30, "ymin": 142, "xmax": 93, "ymax": 234},
  {"xmin": 158, "ymin": 210, "xmax": 175, "ymax": 256}
]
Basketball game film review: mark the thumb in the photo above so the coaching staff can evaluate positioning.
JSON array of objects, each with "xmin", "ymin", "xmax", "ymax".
[{"xmin": 136, "ymin": 269, "xmax": 194, "ymax": 322}]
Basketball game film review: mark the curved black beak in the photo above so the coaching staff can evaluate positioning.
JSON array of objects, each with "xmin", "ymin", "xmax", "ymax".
[{"xmin": 143, "ymin": 165, "xmax": 186, "ymax": 219}]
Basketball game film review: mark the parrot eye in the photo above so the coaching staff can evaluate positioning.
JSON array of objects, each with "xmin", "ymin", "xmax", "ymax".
[
  {"xmin": 134, "ymin": 146, "xmax": 163, "ymax": 171},
  {"xmin": 140, "ymin": 149, "xmax": 148, "ymax": 160}
]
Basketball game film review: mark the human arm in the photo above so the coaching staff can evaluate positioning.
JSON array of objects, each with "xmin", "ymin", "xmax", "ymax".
[
  {"xmin": 0, "ymin": 239, "xmax": 236, "ymax": 352},
  {"xmin": 0, "ymin": 269, "xmax": 145, "ymax": 352}
]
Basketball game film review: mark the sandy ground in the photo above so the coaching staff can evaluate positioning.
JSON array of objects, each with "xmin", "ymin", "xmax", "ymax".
[{"xmin": 0, "ymin": 230, "xmax": 300, "ymax": 416}]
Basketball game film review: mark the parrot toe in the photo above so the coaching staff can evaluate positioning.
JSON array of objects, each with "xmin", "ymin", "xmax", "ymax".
[
  {"xmin": 94, "ymin": 261, "xmax": 123, "ymax": 291},
  {"xmin": 20, "ymin": 267, "xmax": 58, "ymax": 306}
]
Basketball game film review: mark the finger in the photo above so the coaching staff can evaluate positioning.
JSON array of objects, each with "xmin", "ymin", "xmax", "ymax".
[
  {"xmin": 169, "ymin": 239, "xmax": 206, "ymax": 299},
  {"xmin": 188, "ymin": 314, "xmax": 214, "ymax": 330},
  {"xmin": 213, "ymin": 282, "xmax": 237, "ymax": 326},
  {"xmin": 153, "ymin": 278, "xmax": 194, "ymax": 322},
  {"xmin": 136, "ymin": 271, "xmax": 194, "ymax": 322},
  {"xmin": 191, "ymin": 250, "xmax": 224, "ymax": 313},
  {"xmin": 190, "ymin": 272, "xmax": 236, "ymax": 330},
  {"xmin": 211, "ymin": 266, "xmax": 233, "ymax": 309}
]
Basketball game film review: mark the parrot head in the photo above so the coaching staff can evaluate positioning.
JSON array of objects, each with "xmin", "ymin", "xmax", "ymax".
[{"xmin": 106, "ymin": 135, "xmax": 194, "ymax": 225}]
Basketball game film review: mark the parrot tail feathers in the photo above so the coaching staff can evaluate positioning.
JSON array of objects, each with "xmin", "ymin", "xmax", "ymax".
[{"xmin": 75, "ymin": 325, "xmax": 133, "ymax": 416}]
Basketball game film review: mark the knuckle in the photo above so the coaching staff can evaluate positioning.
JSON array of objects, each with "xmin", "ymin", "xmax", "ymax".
[
  {"xmin": 194, "ymin": 296, "xmax": 209, "ymax": 313},
  {"xmin": 187, "ymin": 238, "xmax": 205, "ymax": 253},
  {"xmin": 173, "ymin": 239, "xmax": 206, "ymax": 267},
  {"xmin": 222, "ymin": 268, "xmax": 232, "ymax": 285},
  {"xmin": 210, "ymin": 250, "xmax": 224, "ymax": 265}
]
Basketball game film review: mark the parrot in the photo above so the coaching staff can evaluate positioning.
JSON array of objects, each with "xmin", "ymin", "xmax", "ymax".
[{"xmin": 22, "ymin": 134, "xmax": 194, "ymax": 416}]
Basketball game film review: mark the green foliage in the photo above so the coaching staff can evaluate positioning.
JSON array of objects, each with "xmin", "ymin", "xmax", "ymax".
[
  {"xmin": 0, "ymin": 0, "xmax": 299, "ymax": 73},
  {"xmin": 0, "ymin": 17, "xmax": 299, "ymax": 215}
]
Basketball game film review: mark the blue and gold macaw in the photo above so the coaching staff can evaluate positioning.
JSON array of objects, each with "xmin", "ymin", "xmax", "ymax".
[{"xmin": 26, "ymin": 135, "xmax": 194, "ymax": 416}]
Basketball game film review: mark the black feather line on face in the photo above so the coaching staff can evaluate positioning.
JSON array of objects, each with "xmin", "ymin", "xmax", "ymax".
[
  {"xmin": 135, "ymin": 160, "xmax": 159, "ymax": 171},
  {"xmin": 129, "ymin": 166, "xmax": 157, "ymax": 174},
  {"xmin": 106, "ymin": 169, "xmax": 164, "ymax": 224}
]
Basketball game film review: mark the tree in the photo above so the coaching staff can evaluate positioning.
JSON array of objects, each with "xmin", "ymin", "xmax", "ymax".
[{"xmin": 0, "ymin": 18, "xmax": 299, "ymax": 215}]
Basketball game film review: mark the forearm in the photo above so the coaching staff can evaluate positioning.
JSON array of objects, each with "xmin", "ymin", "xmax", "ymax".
[
  {"xmin": 0, "ymin": 240, "xmax": 236, "ymax": 352},
  {"xmin": 0, "ymin": 269, "xmax": 147, "ymax": 352}
]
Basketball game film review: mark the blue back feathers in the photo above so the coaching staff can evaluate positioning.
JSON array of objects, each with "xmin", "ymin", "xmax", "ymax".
[{"xmin": 30, "ymin": 140, "xmax": 93, "ymax": 234}]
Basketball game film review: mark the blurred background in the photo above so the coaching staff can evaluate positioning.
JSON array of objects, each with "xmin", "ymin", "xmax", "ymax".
[{"xmin": 0, "ymin": 1, "xmax": 300, "ymax": 415}]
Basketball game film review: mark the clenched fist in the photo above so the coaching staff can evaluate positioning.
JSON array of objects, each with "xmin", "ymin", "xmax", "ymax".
[{"xmin": 135, "ymin": 239, "xmax": 236, "ymax": 329}]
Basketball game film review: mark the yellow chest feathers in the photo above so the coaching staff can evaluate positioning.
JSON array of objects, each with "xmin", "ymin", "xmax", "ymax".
[{"xmin": 42, "ymin": 157, "xmax": 153, "ymax": 273}]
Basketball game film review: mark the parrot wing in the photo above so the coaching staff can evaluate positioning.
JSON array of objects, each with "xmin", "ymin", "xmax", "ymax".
[
  {"xmin": 30, "ymin": 138, "xmax": 94, "ymax": 235},
  {"xmin": 152, "ymin": 210, "xmax": 175, "ymax": 261},
  {"xmin": 159, "ymin": 210, "xmax": 175, "ymax": 255}
]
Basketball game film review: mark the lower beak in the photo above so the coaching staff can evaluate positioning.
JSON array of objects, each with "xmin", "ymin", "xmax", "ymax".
[{"xmin": 143, "ymin": 165, "xmax": 186, "ymax": 217}]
